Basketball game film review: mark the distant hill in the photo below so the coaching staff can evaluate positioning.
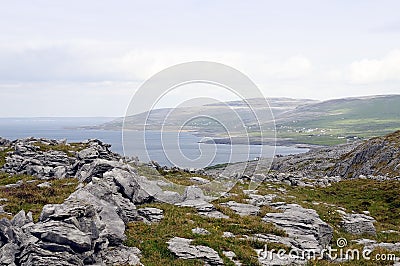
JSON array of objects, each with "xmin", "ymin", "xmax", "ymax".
[
  {"xmin": 275, "ymin": 94, "xmax": 400, "ymax": 145},
  {"xmin": 97, "ymin": 95, "xmax": 400, "ymax": 146},
  {"xmin": 97, "ymin": 97, "xmax": 317, "ymax": 135}
]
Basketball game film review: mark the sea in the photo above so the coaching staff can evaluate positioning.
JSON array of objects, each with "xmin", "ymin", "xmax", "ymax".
[{"xmin": 0, "ymin": 117, "xmax": 308, "ymax": 168}]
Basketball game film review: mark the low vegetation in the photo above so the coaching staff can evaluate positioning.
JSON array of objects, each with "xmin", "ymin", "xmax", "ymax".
[
  {"xmin": 126, "ymin": 202, "xmax": 286, "ymax": 266},
  {"xmin": 0, "ymin": 172, "xmax": 78, "ymax": 221},
  {"xmin": 32, "ymin": 141, "xmax": 88, "ymax": 157},
  {"xmin": 0, "ymin": 147, "xmax": 12, "ymax": 168}
]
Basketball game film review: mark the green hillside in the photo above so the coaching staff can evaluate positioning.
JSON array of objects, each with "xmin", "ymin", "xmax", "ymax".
[
  {"xmin": 276, "ymin": 95, "xmax": 400, "ymax": 145},
  {"xmin": 98, "ymin": 95, "xmax": 400, "ymax": 146}
]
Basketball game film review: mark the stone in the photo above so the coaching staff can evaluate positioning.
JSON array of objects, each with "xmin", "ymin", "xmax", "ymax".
[
  {"xmin": 5, "ymin": 181, "xmax": 23, "ymax": 188},
  {"xmin": 167, "ymin": 237, "xmax": 224, "ymax": 265},
  {"xmin": 107, "ymin": 168, "xmax": 140, "ymax": 199},
  {"xmin": 19, "ymin": 244, "xmax": 84, "ymax": 266},
  {"xmin": 37, "ymin": 181, "xmax": 51, "ymax": 188},
  {"xmin": 220, "ymin": 201, "xmax": 260, "ymax": 216},
  {"xmin": 223, "ymin": 232, "xmax": 235, "ymax": 238},
  {"xmin": 138, "ymin": 207, "xmax": 164, "ymax": 223},
  {"xmin": 199, "ymin": 210, "xmax": 229, "ymax": 219},
  {"xmin": 135, "ymin": 176, "xmax": 182, "ymax": 204},
  {"xmin": 183, "ymin": 186, "xmax": 205, "ymax": 201},
  {"xmin": 247, "ymin": 194, "xmax": 277, "ymax": 206},
  {"xmin": 100, "ymin": 245, "xmax": 143, "ymax": 266},
  {"xmin": 69, "ymin": 188, "xmax": 126, "ymax": 246},
  {"xmin": 191, "ymin": 227, "xmax": 210, "ymax": 235},
  {"xmin": 190, "ymin": 176, "xmax": 211, "ymax": 184},
  {"xmin": 0, "ymin": 243, "xmax": 19, "ymax": 266},
  {"xmin": 339, "ymin": 213, "xmax": 376, "ymax": 236},
  {"xmin": 30, "ymin": 220, "xmax": 92, "ymax": 252},
  {"xmin": 11, "ymin": 210, "xmax": 33, "ymax": 227},
  {"xmin": 263, "ymin": 203, "xmax": 333, "ymax": 252}
]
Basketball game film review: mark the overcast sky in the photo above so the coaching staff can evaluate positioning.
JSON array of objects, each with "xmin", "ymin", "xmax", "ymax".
[{"xmin": 1, "ymin": 0, "xmax": 400, "ymax": 117}]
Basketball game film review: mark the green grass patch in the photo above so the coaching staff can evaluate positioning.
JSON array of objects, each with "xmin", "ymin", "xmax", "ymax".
[
  {"xmin": 0, "ymin": 147, "xmax": 12, "ymax": 168},
  {"xmin": 0, "ymin": 174, "xmax": 78, "ymax": 221},
  {"xmin": 125, "ymin": 203, "xmax": 286, "ymax": 265},
  {"xmin": 32, "ymin": 141, "xmax": 88, "ymax": 157}
]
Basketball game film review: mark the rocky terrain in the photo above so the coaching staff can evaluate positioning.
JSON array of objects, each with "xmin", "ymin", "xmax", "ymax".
[
  {"xmin": 217, "ymin": 130, "xmax": 400, "ymax": 180},
  {"xmin": 0, "ymin": 134, "xmax": 399, "ymax": 265}
]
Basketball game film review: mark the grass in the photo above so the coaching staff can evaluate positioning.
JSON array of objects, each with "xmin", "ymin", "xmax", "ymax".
[
  {"xmin": 0, "ymin": 172, "xmax": 78, "ymax": 221},
  {"xmin": 157, "ymin": 168, "xmax": 213, "ymax": 186},
  {"xmin": 136, "ymin": 164, "xmax": 213, "ymax": 190},
  {"xmin": 0, "ymin": 147, "xmax": 12, "ymax": 168},
  {"xmin": 125, "ymin": 202, "xmax": 286, "ymax": 266}
]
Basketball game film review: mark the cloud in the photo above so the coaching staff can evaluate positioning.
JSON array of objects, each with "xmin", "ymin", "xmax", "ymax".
[
  {"xmin": 348, "ymin": 50, "xmax": 400, "ymax": 84},
  {"xmin": 0, "ymin": 41, "xmax": 313, "ymax": 83}
]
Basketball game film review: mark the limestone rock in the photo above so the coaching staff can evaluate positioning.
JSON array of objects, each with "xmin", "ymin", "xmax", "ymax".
[
  {"xmin": 138, "ymin": 208, "xmax": 164, "ymax": 223},
  {"xmin": 99, "ymin": 246, "xmax": 143, "ymax": 266},
  {"xmin": 30, "ymin": 220, "xmax": 92, "ymax": 252},
  {"xmin": 220, "ymin": 201, "xmax": 260, "ymax": 216},
  {"xmin": 339, "ymin": 213, "xmax": 376, "ymax": 236},
  {"xmin": 191, "ymin": 227, "xmax": 210, "ymax": 235},
  {"xmin": 263, "ymin": 203, "xmax": 333, "ymax": 252},
  {"xmin": 167, "ymin": 237, "xmax": 224, "ymax": 265}
]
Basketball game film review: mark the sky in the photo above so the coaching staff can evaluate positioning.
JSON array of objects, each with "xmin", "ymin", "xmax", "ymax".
[{"xmin": 1, "ymin": 0, "xmax": 400, "ymax": 117}]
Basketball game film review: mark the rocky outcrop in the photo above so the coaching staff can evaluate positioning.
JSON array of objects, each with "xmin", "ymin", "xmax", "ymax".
[
  {"xmin": 330, "ymin": 131, "xmax": 400, "ymax": 178},
  {"xmin": 272, "ymin": 131, "xmax": 400, "ymax": 179},
  {"xmin": 270, "ymin": 143, "xmax": 357, "ymax": 177},
  {"xmin": 167, "ymin": 237, "xmax": 224, "ymax": 265},
  {"xmin": 0, "ymin": 158, "xmax": 145, "ymax": 265},
  {"xmin": 2, "ymin": 138, "xmax": 121, "ymax": 180}
]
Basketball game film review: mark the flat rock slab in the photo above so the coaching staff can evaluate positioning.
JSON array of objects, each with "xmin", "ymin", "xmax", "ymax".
[
  {"xmin": 199, "ymin": 210, "xmax": 229, "ymax": 219},
  {"xmin": 100, "ymin": 246, "xmax": 143, "ymax": 266},
  {"xmin": 192, "ymin": 227, "xmax": 210, "ymax": 235},
  {"xmin": 246, "ymin": 194, "xmax": 277, "ymax": 206},
  {"xmin": 167, "ymin": 237, "xmax": 224, "ymax": 265},
  {"xmin": 220, "ymin": 201, "xmax": 260, "ymax": 216},
  {"xmin": 30, "ymin": 220, "xmax": 92, "ymax": 252},
  {"xmin": 138, "ymin": 207, "xmax": 164, "ymax": 223},
  {"xmin": 339, "ymin": 212, "xmax": 376, "ymax": 236},
  {"xmin": 263, "ymin": 203, "xmax": 333, "ymax": 252}
]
